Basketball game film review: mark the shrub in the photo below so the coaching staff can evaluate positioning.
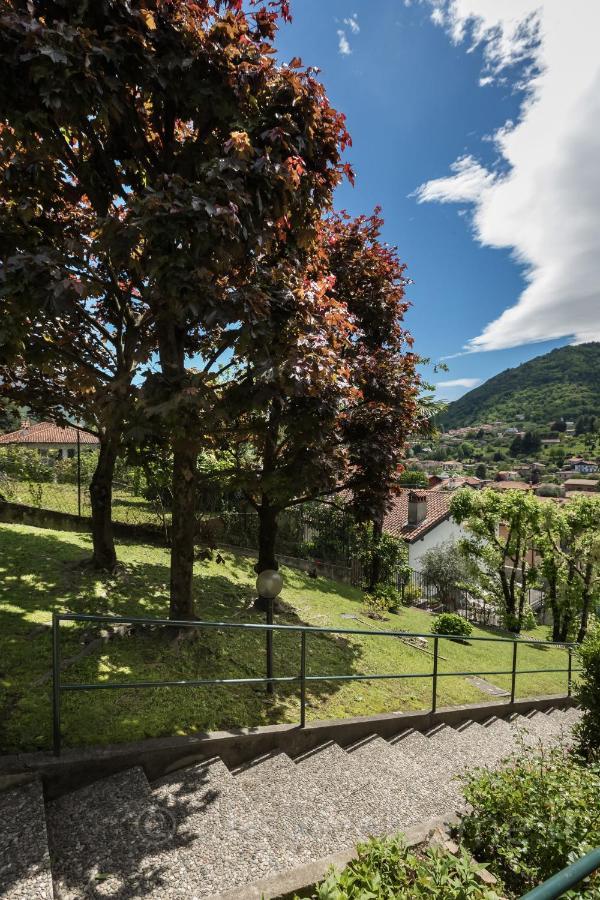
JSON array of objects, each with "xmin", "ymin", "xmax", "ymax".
[
  {"xmin": 298, "ymin": 835, "xmax": 504, "ymax": 899},
  {"xmin": 432, "ymin": 612, "xmax": 472, "ymax": 637},
  {"xmin": 460, "ymin": 746, "xmax": 600, "ymax": 896},
  {"xmin": 363, "ymin": 585, "xmax": 400, "ymax": 620},
  {"xmin": 576, "ymin": 618, "xmax": 600, "ymax": 757},
  {"xmin": 401, "ymin": 583, "xmax": 422, "ymax": 606}
]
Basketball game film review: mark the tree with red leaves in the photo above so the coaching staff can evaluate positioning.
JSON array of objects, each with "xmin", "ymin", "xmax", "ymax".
[
  {"xmin": 0, "ymin": 0, "xmax": 351, "ymax": 616},
  {"xmin": 215, "ymin": 209, "xmax": 430, "ymax": 593}
]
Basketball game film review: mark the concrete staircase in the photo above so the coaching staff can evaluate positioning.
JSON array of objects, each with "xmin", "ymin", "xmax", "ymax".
[{"xmin": 0, "ymin": 707, "xmax": 581, "ymax": 900}]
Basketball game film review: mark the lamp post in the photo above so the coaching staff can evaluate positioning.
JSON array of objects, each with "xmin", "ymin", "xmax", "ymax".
[{"xmin": 256, "ymin": 568, "xmax": 284, "ymax": 696}]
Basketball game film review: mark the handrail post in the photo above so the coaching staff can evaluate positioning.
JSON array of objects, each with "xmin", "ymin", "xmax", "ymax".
[
  {"xmin": 567, "ymin": 647, "xmax": 573, "ymax": 697},
  {"xmin": 266, "ymin": 597, "xmax": 274, "ymax": 696},
  {"xmin": 510, "ymin": 640, "xmax": 518, "ymax": 705},
  {"xmin": 431, "ymin": 636, "xmax": 439, "ymax": 714},
  {"xmin": 300, "ymin": 631, "xmax": 307, "ymax": 728},
  {"xmin": 52, "ymin": 612, "xmax": 61, "ymax": 757}
]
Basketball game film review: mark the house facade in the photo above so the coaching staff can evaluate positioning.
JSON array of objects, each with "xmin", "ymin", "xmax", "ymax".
[
  {"xmin": 0, "ymin": 421, "xmax": 99, "ymax": 460},
  {"xmin": 383, "ymin": 489, "xmax": 468, "ymax": 572}
]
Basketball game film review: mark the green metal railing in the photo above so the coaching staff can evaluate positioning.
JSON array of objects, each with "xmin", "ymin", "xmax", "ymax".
[
  {"xmin": 51, "ymin": 612, "xmax": 579, "ymax": 756},
  {"xmin": 520, "ymin": 847, "xmax": 600, "ymax": 898}
]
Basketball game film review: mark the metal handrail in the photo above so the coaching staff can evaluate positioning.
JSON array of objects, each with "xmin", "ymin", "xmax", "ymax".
[
  {"xmin": 51, "ymin": 612, "xmax": 580, "ymax": 756},
  {"xmin": 520, "ymin": 847, "xmax": 600, "ymax": 898}
]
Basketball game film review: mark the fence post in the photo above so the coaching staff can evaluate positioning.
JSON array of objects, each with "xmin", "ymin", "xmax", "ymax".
[
  {"xmin": 431, "ymin": 636, "xmax": 439, "ymax": 714},
  {"xmin": 510, "ymin": 640, "xmax": 518, "ymax": 704},
  {"xmin": 567, "ymin": 647, "xmax": 573, "ymax": 697},
  {"xmin": 266, "ymin": 598, "xmax": 274, "ymax": 696},
  {"xmin": 300, "ymin": 631, "xmax": 307, "ymax": 727},
  {"xmin": 76, "ymin": 427, "xmax": 81, "ymax": 518},
  {"xmin": 52, "ymin": 612, "xmax": 61, "ymax": 757}
]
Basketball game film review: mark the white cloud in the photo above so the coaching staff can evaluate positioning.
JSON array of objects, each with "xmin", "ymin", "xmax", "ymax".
[
  {"xmin": 337, "ymin": 29, "xmax": 351, "ymax": 55},
  {"xmin": 430, "ymin": 7, "xmax": 445, "ymax": 26},
  {"xmin": 435, "ymin": 378, "xmax": 482, "ymax": 388},
  {"xmin": 344, "ymin": 14, "xmax": 360, "ymax": 34},
  {"xmin": 414, "ymin": 155, "xmax": 496, "ymax": 204},
  {"xmin": 417, "ymin": 1, "xmax": 600, "ymax": 352}
]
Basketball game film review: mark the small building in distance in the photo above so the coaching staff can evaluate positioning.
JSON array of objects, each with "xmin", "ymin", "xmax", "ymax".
[
  {"xmin": 563, "ymin": 478, "xmax": 599, "ymax": 494},
  {"xmin": 565, "ymin": 457, "xmax": 599, "ymax": 474},
  {"xmin": 0, "ymin": 420, "xmax": 99, "ymax": 460},
  {"xmin": 383, "ymin": 489, "xmax": 467, "ymax": 571}
]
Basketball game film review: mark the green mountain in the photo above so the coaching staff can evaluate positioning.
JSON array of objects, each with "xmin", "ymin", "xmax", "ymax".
[{"xmin": 441, "ymin": 343, "xmax": 600, "ymax": 428}]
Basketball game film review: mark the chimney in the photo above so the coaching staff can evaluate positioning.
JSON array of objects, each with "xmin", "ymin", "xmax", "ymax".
[
  {"xmin": 20, "ymin": 419, "xmax": 31, "ymax": 429},
  {"xmin": 407, "ymin": 490, "xmax": 428, "ymax": 527}
]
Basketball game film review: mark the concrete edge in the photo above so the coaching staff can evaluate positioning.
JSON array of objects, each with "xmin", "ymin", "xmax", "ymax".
[
  {"xmin": 206, "ymin": 814, "xmax": 461, "ymax": 900},
  {"xmin": 0, "ymin": 694, "xmax": 577, "ymax": 800}
]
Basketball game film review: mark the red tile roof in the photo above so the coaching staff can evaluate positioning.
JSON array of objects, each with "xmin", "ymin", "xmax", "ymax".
[
  {"xmin": 0, "ymin": 421, "xmax": 99, "ymax": 446},
  {"xmin": 383, "ymin": 489, "xmax": 452, "ymax": 543},
  {"xmin": 490, "ymin": 480, "xmax": 532, "ymax": 492}
]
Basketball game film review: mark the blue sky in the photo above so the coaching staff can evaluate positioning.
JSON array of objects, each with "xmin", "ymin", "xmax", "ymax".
[{"xmin": 273, "ymin": 1, "xmax": 600, "ymax": 401}]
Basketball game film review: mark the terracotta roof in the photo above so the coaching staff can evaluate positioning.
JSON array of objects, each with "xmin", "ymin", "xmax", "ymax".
[
  {"xmin": 383, "ymin": 489, "xmax": 452, "ymax": 543},
  {"xmin": 0, "ymin": 421, "xmax": 99, "ymax": 446},
  {"xmin": 490, "ymin": 480, "xmax": 532, "ymax": 492},
  {"xmin": 563, "ymin": 479, "xmax": 598, "ymax": 489}
]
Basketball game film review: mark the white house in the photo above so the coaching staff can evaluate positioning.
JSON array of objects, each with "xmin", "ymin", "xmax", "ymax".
[
  {"xmin": 383, "ymin": 489, "xmax": 468, "ymax": 572},
  {"xmin": 0, "ymin": 421, "xmax": 99, "ymax": 460}
]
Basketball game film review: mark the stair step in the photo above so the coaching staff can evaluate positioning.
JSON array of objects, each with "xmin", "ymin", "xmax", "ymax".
[
  {"xmin": 509, "ymin": 711, "xmax": 564, "ymax": 747},
  {"xmin": 46, "ymin": 767, "xmax": 153, "ymax": 900},
  {"xmin": 344, "ymin": 735, "xmax": 460, "ymax": 836},
  {"xmin": 145, "ymin": 756, "xmax": 283, "ymax": 897},
  {"xmin": 0, "ymin": 778, "xmax": 53, "ymax": 900},
  {"xmin": 233, "ymin": 751, "xmax": 295, "ymax": 798}
]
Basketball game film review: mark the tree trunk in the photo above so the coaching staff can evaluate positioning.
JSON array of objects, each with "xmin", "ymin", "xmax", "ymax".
[
  {"xmin": 577, "ymin": 562, "xmax": 594, "ymax": 643},
  {"xmin": 254, "ymin": 501, "xmax": 279, "ymax": 612},
  {"xmin": 89, "ymin": 436, "xmax": 119, "ymax": 571},
  {"xmin": 169, "ymin": 441, "xmax": 198, "ymax": 620},
  {"xmin": 368, "ymin": 515, "xmax": 384, "ymax": 592}
]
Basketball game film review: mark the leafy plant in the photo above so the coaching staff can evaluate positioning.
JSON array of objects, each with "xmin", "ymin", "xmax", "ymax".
[
  {"xmin": 576, "ymin": 618, "xmax": 600, "ymax": 758},
  {"xmin": 351, "ymin": 522, "xmax": 410, "ymax": 591},
  {"xmin": 297, "ymin": 834, "xmax": 504, "ymax": 899},
  {"xmin": 401, "ymin": 583, "xmax": 422, "ymax": 606},
  {"xmin": 363, "ymin": 583, "xmax": 401, "ymax": 619},
  {"xmin": 460, "ymin": 745, "xmax": 600, "ymax": 896},
  {"xmin": 432, "ymin": 612, "xmax": 472, "ymax": 638}
]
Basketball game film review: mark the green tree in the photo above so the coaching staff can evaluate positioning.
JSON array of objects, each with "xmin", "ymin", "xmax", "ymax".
[
  {"xmin": 418, "ymin": 541, "xmax": 472, "ymax": 611},
  {"xmin": 0, "ymin": 0, "xmax": 350, "ymax": 615},
  {"xmin": 475, "ymin": 463, "xmax": 487, "ymax": 479},
  {"xmin": 450, "ymin": 488, "xmax": 541, "ymax": 633},
  {"xmin": 537, "ymin": 495, "xmax": 600, "ymax": 642},
  {"xmin": 398, "ymin": 469, "xmax": 428, "ymax": 488}
]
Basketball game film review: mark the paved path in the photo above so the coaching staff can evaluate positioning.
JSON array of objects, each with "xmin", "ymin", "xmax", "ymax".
[{"xmin": 0, "ymin": 707, "xmax": 581, "ymax": 899}]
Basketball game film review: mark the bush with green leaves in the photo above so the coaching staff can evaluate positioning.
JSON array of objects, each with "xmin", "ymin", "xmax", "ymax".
[
  {"xmin": 350, "ymin": 522, "xmax": 410, "ymax": 589},
  {"xmin": 576, "ymin": 617, "xmax": 600, "ymax": 757},
  {"xmin": 401, "ymin": 582, "xmax": 422, "ymax": 606},
  {"xmin": 363, "ymin": 583, "xmax": 401, "ymax": 619},
  {"xmin": 298, "ymin": 834, "xmax": 504, "ymax": 899},
  {"xmin": 432, "ymin": 612, "xmax": 472, "ymax": 637},
  {"xmin": 460, "ymin": 745, "xmax": 600, "ymax": 897}
]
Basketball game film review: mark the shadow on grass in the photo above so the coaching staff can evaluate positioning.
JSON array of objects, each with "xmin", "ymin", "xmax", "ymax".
[{"xmin": 0, "ymin": 526, "xmax": 363, "ymax": 754}]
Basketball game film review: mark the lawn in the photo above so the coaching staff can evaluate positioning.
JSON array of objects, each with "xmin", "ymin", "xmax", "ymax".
[
  {"xmin": 0, "ymin": 523, "xmax": 575, "ymax": 754},
  {"xmin": 3, "ymin": 481, "xmax": 162, "ymax": 528}
]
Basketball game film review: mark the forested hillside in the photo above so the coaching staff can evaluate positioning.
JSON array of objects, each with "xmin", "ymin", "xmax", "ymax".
[{"xmin": 441, "ymin": 343, "xmax": 600, "ymax": 428}]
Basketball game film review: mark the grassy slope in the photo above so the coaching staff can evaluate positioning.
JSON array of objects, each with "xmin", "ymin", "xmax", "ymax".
[
  {"xmin": 4, "ymin": 481, "xmax": 161, "ymax": 527},
  {"xmin": 0, "ymin": 523, "xmax": 573, "ymax": 754}
]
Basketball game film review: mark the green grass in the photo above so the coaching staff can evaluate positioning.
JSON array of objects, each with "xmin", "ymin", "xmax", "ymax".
[
  {"xmin": 3, "ymin": 481, "xmax": 162, "ymax": 528},
  {"xmin": 0, "ymin": 523, "xmax": 575, "ymax": 754}
]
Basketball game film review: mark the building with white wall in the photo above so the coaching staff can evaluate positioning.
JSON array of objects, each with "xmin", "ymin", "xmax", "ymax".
[
  {"xmin": 0, "ymin": 421, "xmax": 99, "ymax": 460},
  {"xmin": 383, "ymin": 489, "xmax": 468, "ymax": 572}
]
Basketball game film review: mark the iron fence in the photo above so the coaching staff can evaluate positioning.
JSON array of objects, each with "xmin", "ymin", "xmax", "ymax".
[
  {"xmin": 397, "ymin": 569, "xmax": 547, "ymax": 629},
  {"xmin": 51, "ymin": 612, "xmax": 579, "ymax": 756}
]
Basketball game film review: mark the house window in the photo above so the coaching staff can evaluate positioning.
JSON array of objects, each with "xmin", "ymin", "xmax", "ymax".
[{"xmin": 67, "ymin": 449, "xmax": 76, "ymax": 459}]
